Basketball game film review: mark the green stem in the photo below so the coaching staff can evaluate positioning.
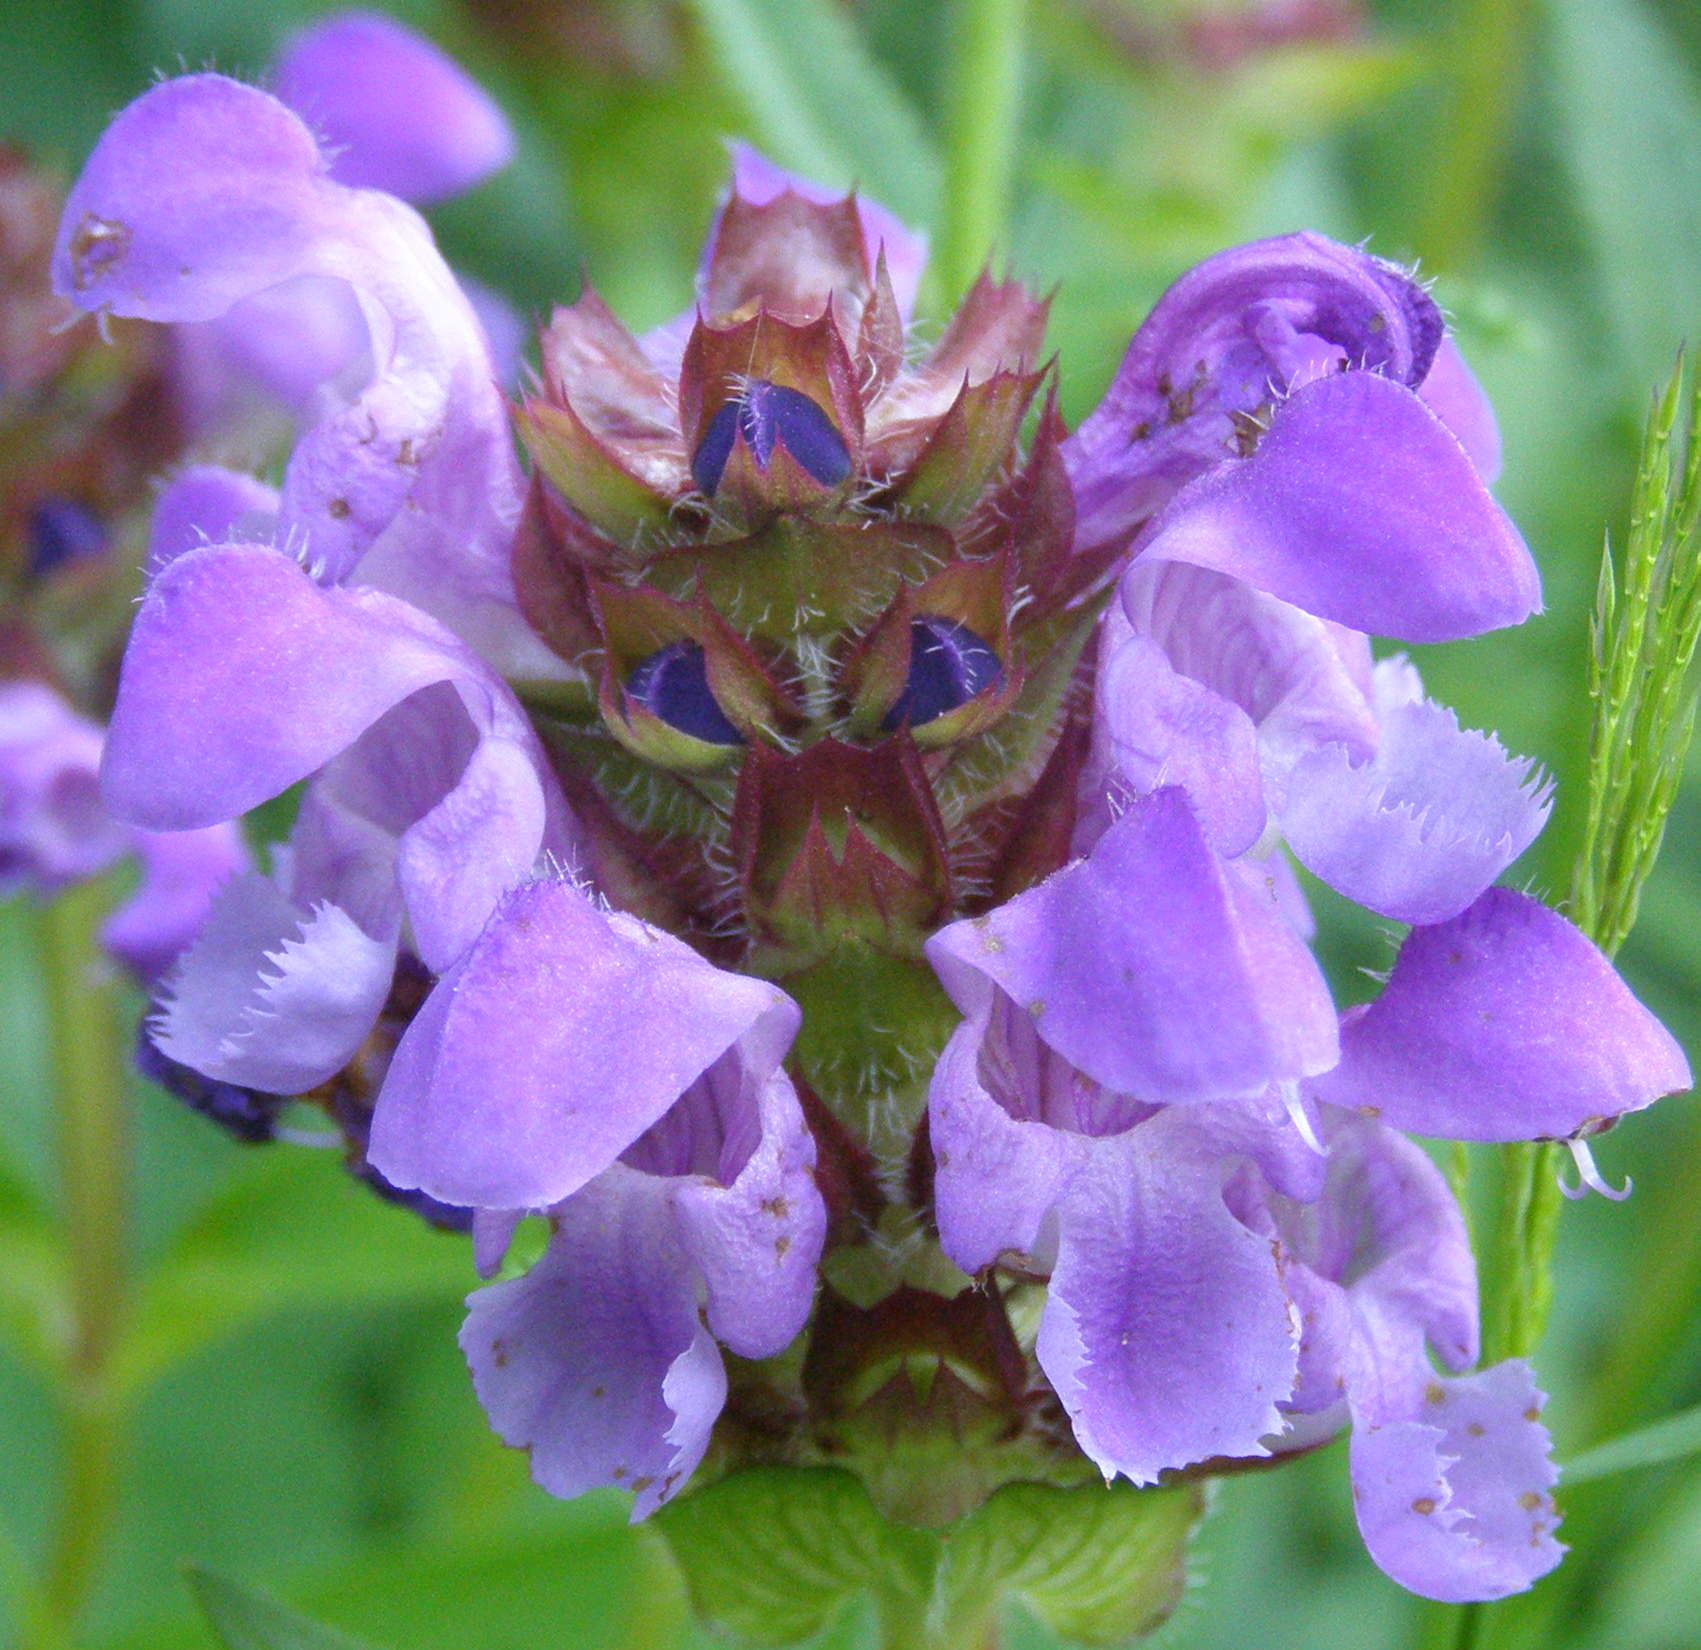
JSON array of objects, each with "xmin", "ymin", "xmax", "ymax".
[
  {"xmin": 1413, "ymin": 0, "xmax": 1536, "ymax": 271},
  {"xmin": 33, "ymin": 878, "xmax": 130, "ymax": 1647},
  {"xmin": 938, "ymin": 0, "xmax": 1026, "ymax": 303}
]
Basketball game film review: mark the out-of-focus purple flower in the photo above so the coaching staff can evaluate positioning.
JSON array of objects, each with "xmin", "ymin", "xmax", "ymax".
[
  {"xmin": 272, "ymin": 11, "xmax": 515, "ymax": 206},
  {"xmin": 54, "ymin": 73, "xmax": 528, "ymax": 642},
  {"xmin": 173, "ymin": 12, "xmax": 517, "ymax": 425},
  {"xmin": 0, "ymin": 679, "xmax": 246, "ymax": 982},
  {"xmin": 0, "ymin": 681, "xmax": 128, "ymax": 890}
]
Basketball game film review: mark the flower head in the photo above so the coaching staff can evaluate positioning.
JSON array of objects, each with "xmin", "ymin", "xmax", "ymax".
[{"xmin": 52, "ymin": 55, "xmax": 1692, "ymax": 1620}]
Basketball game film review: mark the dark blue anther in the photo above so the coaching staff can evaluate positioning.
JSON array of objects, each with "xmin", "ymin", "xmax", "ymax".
[
  {"xmin": 135, "ymin": 1028, "xmax": 284, "ymax": 1144},
  {"xmin": 28, "ymin": 498, "xmax": 106, "ymax": 578},
  {"xmin": 882, "ymin": 618, "xmax": 1004, "ymax": 731},
  {"xmin": 626, "ymin": 640, "xmax": 745, "ymax": 746},
  {"xmin": 691, "ymin": 378, "xmax": 852, "ymax": 496}
]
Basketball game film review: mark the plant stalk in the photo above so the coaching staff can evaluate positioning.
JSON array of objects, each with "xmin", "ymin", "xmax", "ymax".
[
  {"xmin": 939, "ymin": 0, "xmax": 1026, "ymax": 304},
  {"xmin": 33, "ymin": 877, "xmax": 130, "ymax": 1647}
]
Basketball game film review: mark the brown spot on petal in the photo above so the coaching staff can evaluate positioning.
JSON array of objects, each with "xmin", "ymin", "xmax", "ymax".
[
  {"xmin": 1027, "ymin": 999, "xmax": 1046, "ymax": 1017},
  {"xmin": 1467, "ymin": 1422, "xmax": 1485, "ymax": 1437},
  {"xmin": 1524, "ymin": 1405, "xmax": 1542, "ymax": 1422},
  {"xmin": 1357, "ymin": 1104, "xmax": 1382, "ymax": 1118},
  {"xmin": 775, "ymin": 1235, "xmax": 791, "ymax": 1259},
  {"xmin": 592, "ymin": 1384, "xmax": 606, "ymax": 1398},
  {"xmin": 492, "ymin": 1338, "xmax": 508, "ymax": 1368},
  {"xmin": 760, "ymin": 1195, "xmax": 791, "ymax": 1218},
  {"xmin": 1519, "ymin": 1491, "xmax": 1543, "ymax": 1511},
  {"xmin": 1425, "ymin": 1382, "xmax": 1446, "ymax": 1405},
  {"xmin": 327, "ymin": 497, "xmax": 352, "ymax": 519},
  {"xmin": 630, "ymin": 1475, "xmax": 654, "ymax": 1494},
  {"xmin": 1411, "ymin": 1497, "xmax": 1437, "ymax": 1516}
]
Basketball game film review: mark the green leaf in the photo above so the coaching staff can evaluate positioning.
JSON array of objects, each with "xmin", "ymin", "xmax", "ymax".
[
  {"xmin": 1563, "ymin": 1402, "xmax": 1701, "ymax": 1485},
  {"xmin": 656, "ymin": 1466, "xmax": 1205, "ymax": 1648},
  {"xmin": 1547, "ymin": 0, "xmax": 1701, "ymax": 392},
  {"xmin": 185, "ymin": 1566, "xmax": 387, "ymax": 1650},
  {"xmin": 656, "ymin": 1467, "xmax": 937, "ymax": 1648},
  {"xmin": 682, "ymin": 0, "xmax": 941, "ymax": 225},
  {"xmin": 942, "ymin": 1479, "xmax": 1203, "ymax": 1647}
]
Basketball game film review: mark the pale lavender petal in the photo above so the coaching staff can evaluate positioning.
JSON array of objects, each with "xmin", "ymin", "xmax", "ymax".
[
  {"xmin": 152, "ymin": 870, "xmax": 395, "ymax": 1094},
  {"xmin": 1121, "ymin": 560, "xmax": 1377, "ymax": 816},
  {"xmin": 1311, "ymin": 889, "xmax": 1692, "ymax": 1139},
  {"xmin": 274, "ymin": 12, "xmax": 514, "ymax": 205},
  {"xmin": 0, "ymin": 683, "xmax": 127, "ymax": 891},
  {"xmin": 55, "ymin": 75, "xmax": 521, "ymax": 610},
  {"xmin": 472, "ymin": 1209, "xmax": 525, "ymax": 1279},
  {"xmin": 459, "ymin": 273, "xmax": 526, "ymax": 392},
  {"xmin": 369, "ymin": 877, "xmax": 801, "ymax": 1209},
  {"xmin": 1419, "ymin": 334, "xmax": 1502, "ymax": 484},
  {"xmin": 667, "ymin": 1063, "xmax": 824, "ymax": 1358},
  {"xmin": 1350, "ymin": 1362, "xmax": 1563, "ymax": 1602},
  {"xmin": 723, "ymin": 142, "xmax": 927, "ymax": 318},
  {"xmin": 101, "ymin": 822, "xmax": 247, "ymax": 983},
  {"xmin": 1093, "ymin": 626, "xmax": 1265, "ymax": 857},
  {"xmin": 1282, "ymin": 661, "xmax": 1553, "ymax": 924},
  {"xmin": 928, "ymin": 788, "xmax": 1338, "ymax": 1103},
  {"xmin": 1135, "ymin": 372, "xmax": 1541, "ymax": 642},
  {"xmin": 461, "ymin": 1167, "xmax": 726, "ymax": 1518},
  {"xmin": 1038, "ymin": 1105, "xmax": 1300, "ymax": 1483},
  {"xmin": 927, "ymin": 999, "xmax": 1087, "ymax": 1275},
  {"xmin": 1274, "ymin": 1115, "xmax": 1477, "ymax": 1424},
  {"xmin": 175, "ymin": 275, "xmax": 369, "ymax": 421},
  {"xmin": 146, "ymin": 466, "xmax": 280, "ymax": 579}
]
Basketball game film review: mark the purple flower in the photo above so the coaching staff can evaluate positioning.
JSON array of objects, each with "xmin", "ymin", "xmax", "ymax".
[
  {"xmin": 173, "ymin": 12, "xmax": 517, "ymax": 424},
  {"xmin": 54, "ymin": 73, "xmax": 530, "ymax": 642},
  {"xmin": 389, "ymin": 877, "xmax": 825, "ymax": 1514},
  {"xmin": 0, "ymin": 680, "xmax": 244, "ymax": 983}
]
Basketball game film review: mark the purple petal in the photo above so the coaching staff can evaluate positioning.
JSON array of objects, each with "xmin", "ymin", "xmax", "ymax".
[
  {"xmin": 55, "ymin": 74, "xmax": 521, "ymax": 610},
  {"xmin": 1350, "ymin": 1361, "xmax": 1563, "ymax": 1602},
  {"xmin": 146, "ymin": 466, "xmax": 280, "ymax": 580},
  {"xmin": 1281, "ymin": 660, "xmax": 1553, "ymax": 924},
  {"xmin": 152, "ymin": 870, "xmax": 395, "ymax": 1094},
  {"xmin": 1419, "ymin": 334, "xmax": 1502, "ymax": 484},
  {"xmin": 928, "ymin": 788, "xmax": 1338, "ymax": 1103},
  {"xmin": 273, "ymin": 12, "xmax": 514, "ymax": 205},
  {"xmin": 0, "ymin": 682, "xmax": 128, "ymax": 892},
  {"xmin": 104, "ymin": 545, "xmax": 566, "ymax": 967},
  {"xmin": 461, "ymin": 1167, "xmax": 726, "ymax": 1518},
  {"xmin": 1135, "ymin": 373, "xmax": 1541, "ymax": 642},
  {"xmin": 369, "ymin": 877, "xmax": 801, "ymax": 1209},
  {"xmin": 1038, "ymin": 1105, "xmax": 1301, "ymax": 1482},
  {"xmin": 1067, "ymin": 232, "xmax": 1443, "ymax": 549},
  {"xmin": 1312, "ymin": 888, "xmax": 1692, "ymax": 1139},
  {"xmin": 101, "ymin": 822, "xmax": 247, "ymax": 983}
]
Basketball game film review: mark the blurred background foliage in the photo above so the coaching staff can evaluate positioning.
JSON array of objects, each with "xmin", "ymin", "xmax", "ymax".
[{"xmin": 1, "ymin": 0, "xmax": 1699, "ymax": 1646}]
